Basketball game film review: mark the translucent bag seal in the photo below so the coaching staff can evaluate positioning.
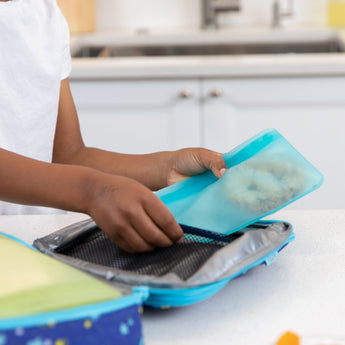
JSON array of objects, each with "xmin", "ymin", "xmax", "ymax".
[{"xmin": 157, "ymin": 129, "xmax": 323, "ymax": 235}]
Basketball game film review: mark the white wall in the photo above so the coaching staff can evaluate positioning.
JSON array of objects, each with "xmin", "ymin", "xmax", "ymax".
[{"xmin": 95, "ymin": 0, "xmax": 328, "ymax": 31}]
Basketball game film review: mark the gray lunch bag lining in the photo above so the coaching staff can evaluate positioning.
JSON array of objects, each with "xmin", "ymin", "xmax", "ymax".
[{"xmin": 33, "ymin": 218, "xmax": 292, "ymax": 289}]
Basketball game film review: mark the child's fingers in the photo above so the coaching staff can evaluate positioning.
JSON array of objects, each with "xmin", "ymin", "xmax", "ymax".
[
  {"xmin": 97, "ymin": 210, "xmax": 157, "ymax": 253},
  {"xmin": 144, "ymin": 196, "xmax": 184, "ymax": 244},
  {"xmin": 130, "ymin": 209, "xmax": 174, "ymax": 248},
  {"xmin": 123, "ymin": 229, "xmax": 156, "ymax": 253},
  {"xmin": 111, "ymin": 235, "xmax": 136, "ymax": 254},
  {"xmin": 101, "ymin": 221, "xmax": 150, "ymax": 253},
  {"xmin": 196, "ymin": 149, "xmax": 227, "ymax": 178}
]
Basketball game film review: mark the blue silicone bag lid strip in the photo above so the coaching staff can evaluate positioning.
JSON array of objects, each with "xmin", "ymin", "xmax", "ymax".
[{"xmin": 157, "ymin": 128, "xmax": 324, "ymax": 235}]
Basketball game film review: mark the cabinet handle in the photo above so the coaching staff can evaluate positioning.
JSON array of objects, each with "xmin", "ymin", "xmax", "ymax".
[
  {"xmin": 209, "ymin": 88, "xmax": 223, "ymax": 98},
  {"xmin": 179, "ymin": 89, "xmax": 194, "ymax": 99}
]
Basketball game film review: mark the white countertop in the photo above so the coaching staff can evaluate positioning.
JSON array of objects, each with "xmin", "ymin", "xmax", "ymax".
[
  {"xmin": 69, "ymin": 27, "xmax": 345, "ymax": 79},
  {"xmin": 0, "ymin": 209, "xmax": 344, "ymax": 345}
]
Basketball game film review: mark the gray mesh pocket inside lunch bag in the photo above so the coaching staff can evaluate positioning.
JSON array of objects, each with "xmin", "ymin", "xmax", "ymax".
[{"xmin": 33, "ymin": 218, "xmax": 293, "ymax": 290}]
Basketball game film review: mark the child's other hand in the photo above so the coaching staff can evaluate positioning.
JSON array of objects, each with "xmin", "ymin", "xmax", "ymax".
[
  {"xmin": 167, "ymin": 148, "xmax": 227, "ymax": 185},
  {"xmin": 86, "ymin": 173, "xmax": 184, "ymax": 253}
]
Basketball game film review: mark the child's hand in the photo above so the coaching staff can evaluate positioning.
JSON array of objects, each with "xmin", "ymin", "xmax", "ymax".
[
  {"xmin": 167, "ymin": 148, "xmax": 227, "ymax": 185},
  {"xmin": 86, "ymin": 173, "xmax": 184, "ymax": 253}
]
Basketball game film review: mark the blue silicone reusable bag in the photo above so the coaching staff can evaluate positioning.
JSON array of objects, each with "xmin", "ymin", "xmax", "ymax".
[{"xmin": 157, "ymin": 128, "xmax": 324, "ymax": 235}]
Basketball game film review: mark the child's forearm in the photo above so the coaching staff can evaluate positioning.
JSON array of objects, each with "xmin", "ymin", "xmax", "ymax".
[
  {"xmin": 53, "ymin": 146, "xmax": 173, "ymax": 191},
  {"xmin": 0, "ymin": 148, "xmax": 99, "ymax": 213}
]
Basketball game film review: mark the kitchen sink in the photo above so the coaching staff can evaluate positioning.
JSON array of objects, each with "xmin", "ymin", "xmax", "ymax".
[{"xmin": 72, "ymin": 38, "xmax": 345, "ymax": 58}]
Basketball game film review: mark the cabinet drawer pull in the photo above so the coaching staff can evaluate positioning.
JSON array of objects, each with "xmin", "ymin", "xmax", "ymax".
[
  {"xmin": 209, "ymin": 88, "xmax": 223, "ymax": 97},
  {"xmin": 179, "ymin": 89, "xmax": 194, "ymax": 98}
]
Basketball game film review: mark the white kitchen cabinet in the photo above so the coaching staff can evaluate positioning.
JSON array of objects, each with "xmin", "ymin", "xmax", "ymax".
[
  {"xmin": 70, "ymin": 79, "xmax": 200, "ymax": 154},
  {"xmin": 201, "ymin": 77, "xmax": 345, "ymax": 209}
]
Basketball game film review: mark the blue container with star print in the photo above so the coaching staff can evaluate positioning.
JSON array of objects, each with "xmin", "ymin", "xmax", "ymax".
[{"xmin": 0, "ymin": 232, "xmax": 147, "ymax": 345}]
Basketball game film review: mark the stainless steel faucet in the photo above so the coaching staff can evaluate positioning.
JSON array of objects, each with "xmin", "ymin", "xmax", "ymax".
[
  {"xmin": 201, "ymin": 0, "xmax": 241, "ymax": 29},
  {"xmin": 272, "ymin": 0, "xmax": 294, "ymax": 28}
]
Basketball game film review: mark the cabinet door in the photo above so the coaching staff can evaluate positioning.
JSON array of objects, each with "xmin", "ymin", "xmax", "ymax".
[
  {"xmin": 202, "ymin": 77, "xmax": 345, "ymax": 209},
  {"xmin": 70, "ymin": 80, "xmax": 200, "ymax": 154}
]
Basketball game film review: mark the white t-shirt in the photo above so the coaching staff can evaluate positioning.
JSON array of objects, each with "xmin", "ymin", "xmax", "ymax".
[{"xmin": 0, "ymin": 0, "xmax": 72, "ymax": 214}]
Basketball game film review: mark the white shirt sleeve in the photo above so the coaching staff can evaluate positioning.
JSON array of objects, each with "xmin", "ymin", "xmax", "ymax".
[{"xmin": 58, "ymin": 7, "xmax": 72, "ymax": 80}]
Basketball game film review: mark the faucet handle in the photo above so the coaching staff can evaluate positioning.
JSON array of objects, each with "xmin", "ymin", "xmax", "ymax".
[
  {"xmin": 201, "ymin": 0, "xmax": 241, "ymax": 30},
  {"xmin": 272, "ymin": 0, "xmax": 294, "ymax": 28}
]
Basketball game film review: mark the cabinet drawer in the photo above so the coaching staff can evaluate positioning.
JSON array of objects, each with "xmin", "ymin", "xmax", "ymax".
[
  {"xmin": 70, "ymin": 80, "xmax": 199, "ymax": 108},
  {"xmin": 202, "ymin": 77, "xmax": 345, "ymax": 106}
]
